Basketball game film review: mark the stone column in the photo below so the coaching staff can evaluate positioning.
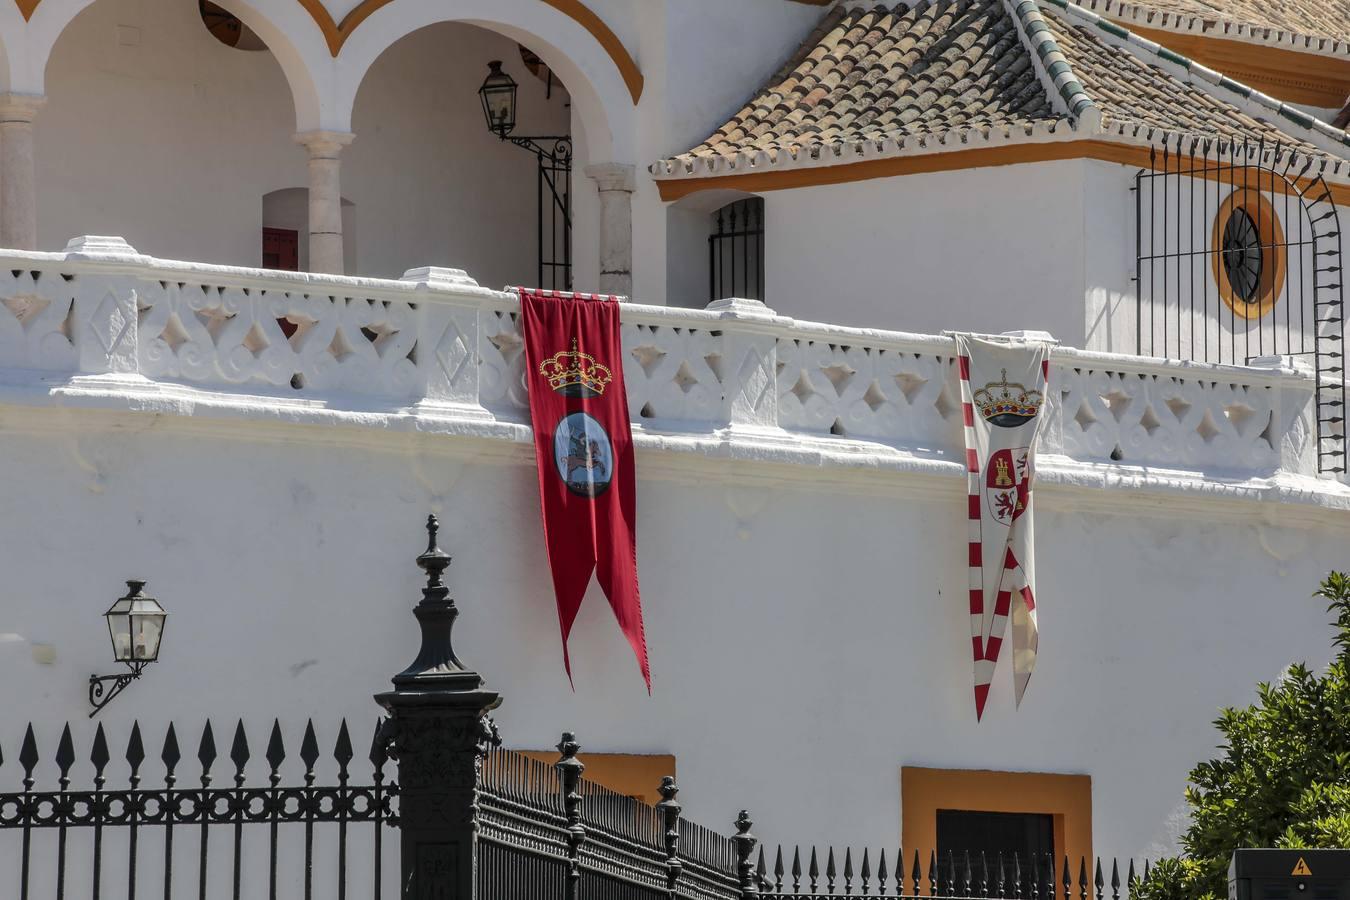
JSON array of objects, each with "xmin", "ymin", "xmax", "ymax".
[
  {"xmin": 0, "ymin": 94, "xmax": 46, "ymax": 250},
  {"xmin": 584, "ymin": 163, "xmax": 636, "ymax": 298},
  {"xmin": 294, "ymin": 130, "xmax": 354, "ymax": 274}
]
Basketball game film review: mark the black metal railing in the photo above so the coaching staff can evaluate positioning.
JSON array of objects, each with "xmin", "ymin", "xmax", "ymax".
[
  {"xmin": 1134, "ymin": 136, "xmax": 1346, "ymax": 473},
  {"xmin": 0, "ymin": 717, "xmax": 393, "ymax": 898},
  {"xmin": 746, "ymin": 842, "xmax": 1151, "ymax": 900},
  {"xmin": 710, "ymin": 198, "xmax": 765, "ymax": 303}
]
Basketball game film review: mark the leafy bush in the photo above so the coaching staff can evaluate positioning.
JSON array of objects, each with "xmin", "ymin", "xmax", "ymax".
[{"xmin": 1138, "ymin": 573, "xmax": 1350, "ymax": 900}]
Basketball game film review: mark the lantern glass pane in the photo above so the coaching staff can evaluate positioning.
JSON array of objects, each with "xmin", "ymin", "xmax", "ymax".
[
  {"xmin": 487, "ymin": 90, "xmax": 512, "ymax": 127},
  {"xmin": 130, "ymin": 612, "xmax": 164, "ymax": 661},
  {"xmin": 106, "ymin": 609, "xmax": 133, "ymax": 661}
]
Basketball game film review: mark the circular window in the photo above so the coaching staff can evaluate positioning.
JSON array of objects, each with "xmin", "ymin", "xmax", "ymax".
[
  {"xmin": 199, "ymin": 0, "xmax": 267, "ymax": 51},
  {"xmin": 1211, "ymin": 188, "xmax": 1285, "ymax": 320}
]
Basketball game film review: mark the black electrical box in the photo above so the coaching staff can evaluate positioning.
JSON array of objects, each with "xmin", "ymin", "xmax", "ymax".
[{"xmin": 1230, "ymin": 850, "xmax": 1350, "ymax": 900}]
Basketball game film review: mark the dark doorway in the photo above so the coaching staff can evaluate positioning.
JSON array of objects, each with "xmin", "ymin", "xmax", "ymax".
[{"xmin": 938, "ymin": 809, "xmax": 1054, "ymax": 894}]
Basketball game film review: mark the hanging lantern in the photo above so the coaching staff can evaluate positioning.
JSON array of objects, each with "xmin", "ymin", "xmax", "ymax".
[{"xmin": 478, "ymin": 60, "xmax": 519, "ymax": 138}]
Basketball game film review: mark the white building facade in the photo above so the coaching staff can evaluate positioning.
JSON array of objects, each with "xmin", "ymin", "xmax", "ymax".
[{"xmin": 1, "ymin": 0, "xmax": 1349, "ymax": 879}]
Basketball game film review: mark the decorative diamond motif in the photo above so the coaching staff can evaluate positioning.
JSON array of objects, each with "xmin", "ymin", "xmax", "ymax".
[
  {"xmin": 434, "ymin": 319, "xmax": 472, "ymax": 388},
  {"xmin": 89, "ymin": 291, "xmax": 132, "ymax": 356}
]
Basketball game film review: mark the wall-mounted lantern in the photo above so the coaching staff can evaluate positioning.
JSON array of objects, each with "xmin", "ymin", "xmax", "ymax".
[
  {"xmin": 476, "ymin": 60, "xmax": 574, "ymax": 291},
  {"xmin": 88, "ymin": 580, "xmax": 167, "ymax": 717},
  {"xmin": 478, "ymin": 60, "xmax": 519, "ymax": 139}
]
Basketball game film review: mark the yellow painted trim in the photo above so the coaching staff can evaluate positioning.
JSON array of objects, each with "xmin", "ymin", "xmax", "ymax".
[
  {"xmin": 657, "ymin": 140, "xmax": 1350, "ymax": 206},
  {"xmin": 901, "ymin": 767, "xmax": 1092, "ymax": 894},
  {"xmin": 1211, "ymin": 187, "xmax": 1286, "ymax": 320},
  {"xmin": 518, "ymin": 751, "xmax": 675, "ymax": 806},
  {"xmin": 295, "ymin": 0, "xmax": 643, "ymax": 101},
  {"xmin": 14, "ymin": 0, "xmax": 642, "ymax": 101},
  {"xmin": 1129, "ymin": 26, "xmax": 1350, "ymax": 109}
]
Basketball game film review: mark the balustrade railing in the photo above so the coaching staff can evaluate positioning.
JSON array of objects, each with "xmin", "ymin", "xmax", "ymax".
[{"xmin": 0, "ymin": 237, "xmax": 1321, "ymax": 478}]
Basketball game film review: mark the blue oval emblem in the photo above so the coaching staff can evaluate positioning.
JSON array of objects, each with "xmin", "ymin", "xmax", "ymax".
[{"xmin": 553, "ymin": 411, "xmax": 613, "ymax": 498}]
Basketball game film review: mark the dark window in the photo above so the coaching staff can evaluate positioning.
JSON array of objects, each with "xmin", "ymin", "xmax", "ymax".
[
  {"xmin": 937, "ymin": 809, "xmax": 1054, "ymax": 894},
  {"xmin": 709, "ymin": 198, "xmax": 764, "ymax": 303}
]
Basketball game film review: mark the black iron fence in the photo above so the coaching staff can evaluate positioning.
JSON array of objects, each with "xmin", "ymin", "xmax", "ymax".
[
  {"xmin": 1134, "ymin": 136, "xmax": 1346, "ymax": 473},
  {"xmin": 0, "ymin": 718, "xmax": 391, "ymax": 899},
  {"xmin": 1, "ymin": 516, "xmax": 1147, "ymax": 899}
]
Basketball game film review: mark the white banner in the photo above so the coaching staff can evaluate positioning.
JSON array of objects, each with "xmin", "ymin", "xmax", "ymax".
[{"xmin": 955, "ymin": 334, "xmax": 1051, "ymax": 719}]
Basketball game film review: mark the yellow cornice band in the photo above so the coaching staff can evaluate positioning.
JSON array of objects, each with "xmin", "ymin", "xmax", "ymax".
[
  {"xmin": 297, "ymin": 0, "xmax": 642, "ymax": 102},
  {"xmin": 18, "ymin": 0, "xmax": 643, "ymax": 104}
]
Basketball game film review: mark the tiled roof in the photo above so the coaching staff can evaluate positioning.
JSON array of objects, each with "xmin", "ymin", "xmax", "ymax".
[
  {"xmin": 1076, "ymin": 0, "xmax": 1350, "ymax": 54},
  {"xmin": 677, "ymin": 2, "xmax": 1061, "ymax": 163},
  {"xmin": 653, "ymin": 0, "xmax": 1349, "ymax": 179},
  {"xmin": 1052, "ymin": 15, "xmax": 1325, "ymax": 150}
]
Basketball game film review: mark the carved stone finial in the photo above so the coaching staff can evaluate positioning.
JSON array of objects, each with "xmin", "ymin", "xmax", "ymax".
[{"xmin": 735, "ymin": 810, "xmax": 754, "ymax": 835}]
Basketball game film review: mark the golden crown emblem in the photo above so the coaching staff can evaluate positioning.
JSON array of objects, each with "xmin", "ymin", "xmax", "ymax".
[
  {"xmin": 539, "ymin": 338, "xmax": 613, "ymax": 397},
  {"xmin": 972, "ymin": 368, "xmax": 1043, "ymax": 427}
]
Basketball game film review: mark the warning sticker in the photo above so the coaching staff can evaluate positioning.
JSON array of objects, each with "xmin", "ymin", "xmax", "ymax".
[{"xmin": 1292, "ymin": 858, "xmax": 1313, "ymax": 877}]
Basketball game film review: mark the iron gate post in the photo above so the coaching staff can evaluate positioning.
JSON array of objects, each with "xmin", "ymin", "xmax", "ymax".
[{"xmin": 376, "ymin": 515, "xmax": 502, "ymax": 900}]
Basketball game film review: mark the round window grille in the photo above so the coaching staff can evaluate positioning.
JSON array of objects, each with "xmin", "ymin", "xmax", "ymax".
[
  {"xmin": 1211, "ymin": 188, "xmax": 1285, "ymax": 320},
  {"xmin": 1220, "ymin": 207, "xmax": 1263, "ymax": 304}
]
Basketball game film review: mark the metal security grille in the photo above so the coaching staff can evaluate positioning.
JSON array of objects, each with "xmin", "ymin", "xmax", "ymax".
[
  {"xmin": 709, "ymin": 198, "xmax": 765, "ymax": 302},
  {"xmin": 1134, "ymin": 137, "xmax": 1346, "ymax": 473},
  {"xmin": 530, "ymin": 137, "xmax": 573, "ymax": 291}
]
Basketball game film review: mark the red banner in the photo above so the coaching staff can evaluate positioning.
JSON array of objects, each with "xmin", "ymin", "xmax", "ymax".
[{"xmin": 519, "ymin": 289, "xmax": 650, "ymax": 691}]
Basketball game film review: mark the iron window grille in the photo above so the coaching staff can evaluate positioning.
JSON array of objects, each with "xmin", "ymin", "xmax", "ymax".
[
  {"xmin": 709, "ymin": 198, "xmax": 765, "ymax": 303},
  {"xmin": 1134, "ymin": 137, "xmax": 1346, "ymax": 474}
]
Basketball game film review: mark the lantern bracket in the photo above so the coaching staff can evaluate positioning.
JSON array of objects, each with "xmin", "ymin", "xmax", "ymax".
[{"xmin": 88, "ymin": 661, "xmax": 149, "ymax": 717}]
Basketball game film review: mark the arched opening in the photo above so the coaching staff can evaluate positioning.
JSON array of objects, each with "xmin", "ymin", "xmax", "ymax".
[
  {"xmin": 37, "ymin": 0, "xmax": 302, "ymax": 262},
  {"xmin": 262, "ymin": 188, "xmax": 356, "ymax": 274},
  {"xmin": 666, "ymin": 189, "xmax": 766, "ymax": 309},
  {"xmin": 345, "ymin": 22, "xmax": 575, "ymax": 287}
]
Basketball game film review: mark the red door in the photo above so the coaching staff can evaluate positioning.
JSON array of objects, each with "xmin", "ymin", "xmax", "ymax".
[
  {"xmin": 262, "ymin": 227, "xmax": 299, "ymax": 271},
  {"xmin": 263, "ymin": 228, "xmax": 300, "ymax": 338}
]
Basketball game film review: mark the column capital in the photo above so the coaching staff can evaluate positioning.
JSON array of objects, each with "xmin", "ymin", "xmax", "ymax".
[
  {"xmin": 584, "ymin": 162, "xmax": 636, "ymax": 193},
  {"xmin": 294, "ymin": 129, "xmax": 355, "ymax": 158},
  {"xmin": 0, "ymin": 93, "xmax": 46, "ymax": 124}
]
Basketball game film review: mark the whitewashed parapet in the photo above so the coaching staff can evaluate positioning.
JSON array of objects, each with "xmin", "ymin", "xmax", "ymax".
[{"xmin": 0, "ymin": 239, "xmax": 1320, "ymax": 479}]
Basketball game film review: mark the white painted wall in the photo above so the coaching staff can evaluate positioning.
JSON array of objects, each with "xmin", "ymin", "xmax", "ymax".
[
  {"xmin": 0, "ymin": 399, "xmax": 1344, "ymax": 862},
  {"xmin": 34, "ymin": 0, "xmax": 577, "ymax": 287},
  {"xmin": 757, "ymin": 161, "xmax": 1089, "ymax": 339}
]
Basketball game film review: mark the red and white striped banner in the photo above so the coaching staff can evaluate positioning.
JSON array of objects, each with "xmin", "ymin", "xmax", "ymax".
[{"xmin": 956, "ymin": 334, "xmax": 1051, "ymax": 720}]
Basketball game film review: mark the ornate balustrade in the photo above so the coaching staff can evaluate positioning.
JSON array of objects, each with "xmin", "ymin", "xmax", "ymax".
[{"xmin": 0, "ymin": 237, "xmax": 1323, "ymax": 479}]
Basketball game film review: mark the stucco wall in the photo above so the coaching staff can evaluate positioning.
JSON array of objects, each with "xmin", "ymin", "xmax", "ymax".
[
  {"xmin": 35, "ymin": 0, "xmax": 573, "ymax": 287},
  {"xmin": 0, "ymin": 402, "xmax": 1343, "ymax": 861},
  {"xmin": 748, "ymin": 161, "xmax": 1089, "ymax": 339}
]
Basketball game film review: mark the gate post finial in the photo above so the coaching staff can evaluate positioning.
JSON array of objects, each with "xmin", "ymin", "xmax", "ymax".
[
  {"xmin": 376, "ymin": 514, "xmax": 502, "ymax": 900},
  {"xmin": 734, "ymin": 809, "xmax": 761, "ymax": 897}
]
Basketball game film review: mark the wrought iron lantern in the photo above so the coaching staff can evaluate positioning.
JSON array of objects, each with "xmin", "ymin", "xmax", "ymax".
[
  {"xmin": 478, "ymin": 60, "xmax": 518, "ymax": 138},
  {"xmin": 475, "ymin": 59, "xmax": 574, "ymax": 290},
  {"xmin": 88, "ymin": 580, "xmax": 167, "ymax": 716}
]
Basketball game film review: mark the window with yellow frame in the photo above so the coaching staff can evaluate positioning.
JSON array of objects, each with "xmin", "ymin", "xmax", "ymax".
[
  {"xmin": 901, "ymin": 767, "xmax": 1091, "ymax": 892},
  {"xmin": 1212, "ymin": 188, "xmax": 1286, "ymax": 321}
]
